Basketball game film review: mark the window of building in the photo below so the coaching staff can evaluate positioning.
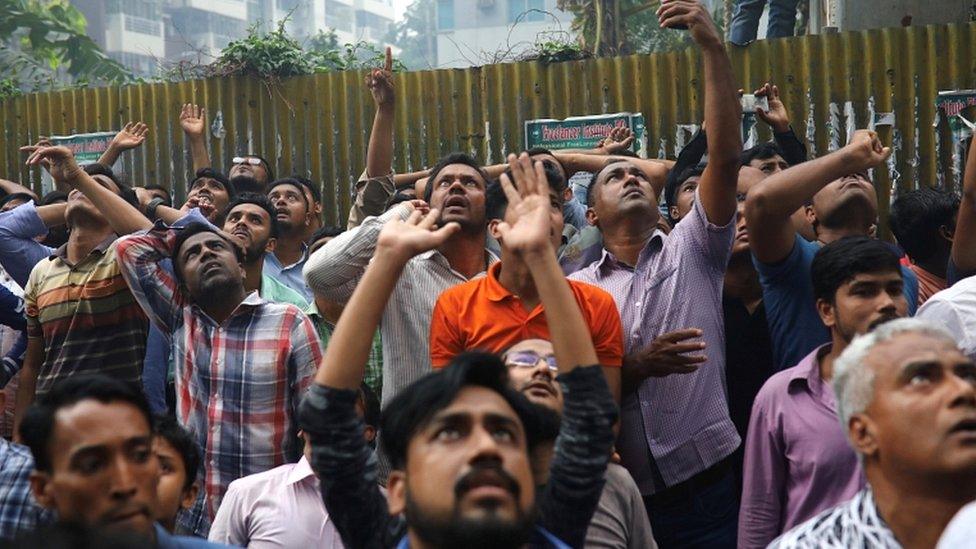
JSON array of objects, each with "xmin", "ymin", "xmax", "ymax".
[
  {"xmin": 325, "ymin": 0, "xmax": 355, "ymax": 32},
  {"xmin": 437, "ymin": 0, "xmax": 454, "ymax": 30},
  {"xmin": 508, "ymin": 0, "xmax": 544, "ymax": 23},
  {"xmin": 124, "ymin": 15, "xmax": 162, "ymax": 35}
]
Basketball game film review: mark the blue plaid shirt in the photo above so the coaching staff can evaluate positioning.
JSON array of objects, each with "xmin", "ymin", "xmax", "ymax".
[{"xmin": 0, "ymin": 438, "xmax": 53, "ymax": 539}]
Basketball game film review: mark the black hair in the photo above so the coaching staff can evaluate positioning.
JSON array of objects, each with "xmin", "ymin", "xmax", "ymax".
[
  {"xmin": 190, "ymin": 168, "xmax": 236, "ymax": 200},
  {"xmin": 740, "ymin": 141, "xmax": 786, "ymax": 167},
  {"xmin": 423, "ymin": 152, "xmax": 490, "ymax": 203},
  {"xmin": 84, "ymin": 164, "xmax": 140, "ymax": 210},
  {"xmin": 485, "ymin": 162, "xmax": 566, "ymax": 221},
  {"xmin": 289, "ymin": 175, "xmax": 321, "ymax": 203},
  {"xmin": 889, "ymin": 187, "xmax": 960, "ymax": 263},
  {"xmin": 172, "ymin": 222, "xmax": 245, "ymax": 286},
  {"xmin": 226, "ymin": 192, "xmax": 280, "ymax": 238},
  {"xmin": 267, "ymin": 178, "xmax": 310, "ymax": 208},
  {"xmin": 153, "ymin": 415, "xmax": 200, "ymax": 492},
  {"xmin": 664, "ymin": 164, "xmax": 706, "ymax": 215},
  {"xmin": 380, "ymin": 352, "xmax": 543, "ymax": 470},
  {"xmin": 244, "ymin": 154, "xmax": 274, "ymax": 181},
  {"xmin": 811, "ymin": 236, "xmax": 903, "ymax": 303},
  {"xmin": 143, "ymin": 183, "xmax": 172, "ymax": 206},
  {"xmin": 0, "ymin": 192, "xmax": 36, "ymax": 210},
  {"xmin": 388, "ymin": 190, "xmax": 417, "ymax": 209},
  {"xmin": 359, "ymin": 383, "xmax": 381, "ymax": 429},
  {"xmin": 41, "ymin": 190, "xmax": 68, "ymax": 205},
  {"xmin": 308, "ymin": 225, "xmax": 344, "ymax": 248},
  {"xmin": 19, "ymin": 376, "xmax": 153, "ymax": 473},
  {"xmin": 585, "ymin": 158, "xmax": 643, "ymax": 208},
  {"xmin": 525, "ymin": 147, "xmax": 553, "ymax": 156}
]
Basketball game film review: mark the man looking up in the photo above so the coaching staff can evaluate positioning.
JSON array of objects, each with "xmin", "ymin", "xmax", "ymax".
[
  {"xmin": 19, "ymin": 375, "xmax": 227, "ymax": 547},
  {"xmin": 178, "ymin": 103, "xmax": 274, "ymax": 194},
  {"xmin": 266, "ymin": 178, "xmax": 314, "ymax": 301},
  {"xmin": 305, "ymin": 151, "xmax": 496, "ymax": 405},
  {"xmin": 115, "ymin": 219, "xmax": 322, "ymax": 535},
  {"xmin": 772, "ymin": 319, "xmax": 976, "ymax": 548},
  {"xmin": 889, "ymin": 186, "xmax": 958, "ymax": 305},
  {"xmin": 430, "ymin": 157, "xmax": 623, "ymax": 402},
  {"xmin": 569, "ymin": 2, "xmax": 743, "ymax": 544},
  {"xmin": 222, "ymin": 192, "xmax": 308, "ymax": 308},
  {"xmin": 739, "ymin": 237, "xmax": 908, "ymax": 547},
  {"xmin": 300, "ymin": 154, "xmax": 616, "ymax": 548},
  {"xmin": 745, "ymin": 129, "xmax": 918, "ymax": 371}
]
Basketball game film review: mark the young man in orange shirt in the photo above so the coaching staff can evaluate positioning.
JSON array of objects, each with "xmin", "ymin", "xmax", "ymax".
[{"xmin": 429, "ymin": 155, "xmax": 623, "ymax": 402}]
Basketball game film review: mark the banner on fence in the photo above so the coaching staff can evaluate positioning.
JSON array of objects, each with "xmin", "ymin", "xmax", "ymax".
[{"xmin": 524, "ymin": 113, "xmax": 646, "ymax": 155}]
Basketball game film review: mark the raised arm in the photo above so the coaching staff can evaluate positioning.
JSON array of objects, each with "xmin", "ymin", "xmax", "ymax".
[
  {"xmin": 0, "ymin": 202, "xmax": 56, "ymax": 287},
  {"xmin": 754, "ymin": 83, "xmax": 807, "ymax": 166},
  {"xmin": 553, "ymin": 152, "xmax": 670, "ymax": 199},
  {"xmin": 745, "ymin": 130, "xmax": 891, "ymax": 263},
  {"xmin": 179, "ymin": 104, "xmax": 211, "ymax": 173},
  {"xmin": 113, "ymin": 225, "xmax": 188, "ymax": 334},
  {"xmin": 97, "ymin": 122, "xmax": 149, "ymax": 167},
  {"xmin": 302, "ymin": 208, "xmax": 457, "ymax": 548},
  {"xmin": 23, "ymin": 145, "xmax": 152, "ymax": 234},
  {"xmin": 951, "ymin": 137, "xmax": 976, "ymax": 275},
  {"xmin": 661, "ymin": 0, "xmax": 741, "ymax": 225},
  {"xmin": 0, "ymin": 178, "xmax": 37, "ymax": 202}
]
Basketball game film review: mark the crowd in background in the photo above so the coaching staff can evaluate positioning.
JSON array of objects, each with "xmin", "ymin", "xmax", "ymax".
[{"xmin": 0, "ymin": 1, "xmax": 974, "ymax": 548}]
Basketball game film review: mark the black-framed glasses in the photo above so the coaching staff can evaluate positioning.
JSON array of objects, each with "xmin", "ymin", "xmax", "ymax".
[{"xmin": 504, "ymin": 351, "xmax": 558, "ymax": 371}]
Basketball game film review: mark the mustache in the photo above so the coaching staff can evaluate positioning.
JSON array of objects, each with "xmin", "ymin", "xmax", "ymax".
[
  {"xmin": 454, "ymin": 461, "xmax": 521, "ymax": 501},
  {"xmin": 868, "ymin": 313, "xmax": 900, "ymax": 332}
]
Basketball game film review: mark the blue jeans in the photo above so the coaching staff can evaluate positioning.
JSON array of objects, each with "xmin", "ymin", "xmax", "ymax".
[
  {"xmin": 729, "ymin": 0, "xmax": 801, "ymax": 45},
  {"xmin": 643, "ymin": 467, "xmax": 738, "ymax": 549}
]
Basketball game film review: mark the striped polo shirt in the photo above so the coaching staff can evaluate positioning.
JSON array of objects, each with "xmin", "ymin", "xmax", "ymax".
[{"xmin": 24, "ymin": 235, "xmax": 148, "ymax": 394}]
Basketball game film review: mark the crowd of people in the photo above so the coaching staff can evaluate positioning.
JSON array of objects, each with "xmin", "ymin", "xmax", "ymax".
[{"xmin": 0, "ymin": 1, "xmax": 974, "ymax": 548}]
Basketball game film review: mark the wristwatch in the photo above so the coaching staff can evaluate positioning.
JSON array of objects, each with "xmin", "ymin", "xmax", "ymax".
[{"xmin": 146, "ymin": 197, "xmax": 167, "ymax": 221}]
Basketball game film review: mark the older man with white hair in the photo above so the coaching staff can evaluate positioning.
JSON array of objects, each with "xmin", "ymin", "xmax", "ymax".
[{"xmin": 772, "ymin": 318, "xmax": 976, "ymax": 549}]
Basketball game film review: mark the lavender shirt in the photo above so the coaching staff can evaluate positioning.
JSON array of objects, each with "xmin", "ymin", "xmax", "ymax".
[
  {"xmin": 738, "ymin": 344, "xmax": 865, "ymax": 549},
  {"xmin": 569, "ymin": 192, "xmax": 740, "ymax": 495}
]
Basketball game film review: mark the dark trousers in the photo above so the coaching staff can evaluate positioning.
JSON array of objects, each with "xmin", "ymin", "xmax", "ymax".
[{"xmin": 642, "ymin": 462, "xmax": 739, "ymax": 549}]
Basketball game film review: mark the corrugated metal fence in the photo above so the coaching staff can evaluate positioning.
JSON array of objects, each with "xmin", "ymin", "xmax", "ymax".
[{"xmin": 1, "ymin": 21, "xmax": 974, "ymax": 225}]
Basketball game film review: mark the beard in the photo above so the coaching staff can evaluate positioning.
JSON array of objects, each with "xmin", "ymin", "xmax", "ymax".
[
  {"xmin": 230, "ymin": 175, "xmax": 264, "ymax": 194},
  {"xmin": 404, "ymin": 464, "xmax": 537, "ymax": 549},
  {"xmin": 526, "ymin": 400, "xmax": 562, "ymax": 442},
  {"xmin": 816, "ymin": 190, "xmax": 876, "ymax": 232}
]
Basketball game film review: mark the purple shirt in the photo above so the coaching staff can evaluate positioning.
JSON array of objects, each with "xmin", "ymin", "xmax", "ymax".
[
  {"xmin": 738, "ymin": 344, "xmax": 865, "ymax": 549},
  {"xmin": 569, "ymin": 193, "xmax": 740, "ymax": 494}
]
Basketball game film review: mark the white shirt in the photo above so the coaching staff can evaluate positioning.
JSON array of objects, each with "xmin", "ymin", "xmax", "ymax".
[
  {"xmin": 208, "ymin": 456, "xmax": 342, "ymax": 548},
  {"xmin": 916, "ymin": 276, "xmax": 976, "ymax": 361},
  {"xmin": 938, "ymin": 500, "xmax": 976, "ymax": 548}
]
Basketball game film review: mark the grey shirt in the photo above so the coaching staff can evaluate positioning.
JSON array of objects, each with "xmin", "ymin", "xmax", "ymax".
[{"xmin": 584, "ymin": 463, "xmax": 658, "ymax": 549}]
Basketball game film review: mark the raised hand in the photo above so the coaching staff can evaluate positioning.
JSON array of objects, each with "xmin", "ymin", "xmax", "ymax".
[
  {"xmin": 111, "ymin": 122, "xmax": 149, "ymax": 151},
  {"xmin": 601, "ymin": 127, "xmax": 636, "ymax": 154},
  {"xmin": 179, "ymin": 103, "xmax": 207, "ymax": 137},
  {"xmin": 20, "ymin": 145, "xmax": 85, "ymax": 185},
  {"xmin": 494, "ymin": 153, "xmax": 553, "ymax": 257},
  {"xmin": 624, "ymin": 328, "xmax": 707, "ymax": 380},
  {"xmin": 754, "ymin": 83, "xmax": 790, "ymax": 133},
  {"xmin": 365, "ymin": 47, "xmax": 395, "ymax": 107},
  {"xmin": 657, "ymin": 0, "xmax": 722, "ymax": 49},
  {"xmin": 377, "ymin": 208, "xmax": 459, "ymax": 261},
  {"xmin": 844, "ymin": 129, "xmax": 892, "ymax": 172}
]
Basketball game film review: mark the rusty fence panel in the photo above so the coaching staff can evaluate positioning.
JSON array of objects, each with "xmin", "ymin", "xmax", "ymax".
[{"xmin": 1, "ymin": 21, "xmax": 973, "ymax": 226}]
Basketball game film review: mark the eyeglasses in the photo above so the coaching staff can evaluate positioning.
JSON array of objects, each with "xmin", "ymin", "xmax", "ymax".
[
  {"xmin": 232, "ymin": 157, "xmax": 263, "ymax": 166},
  {"xmin": 504, "ymin": 351, "xmax": 558, "ymax": 371}
]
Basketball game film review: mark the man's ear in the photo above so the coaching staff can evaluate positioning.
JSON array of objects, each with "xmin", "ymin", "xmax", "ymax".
[
  {"xmin": 29, "ymin": 471, "xmax": 55, "ymax": 510},
  {"xmin": 265, "ymin": 237, "xmax": 277, "ymax": 254},
  {"xmin": 181, "ymin": 481, "xmax": 200, "ymax": 511},
  {"xmin": 585, "ymin": 207, "xmax": 599, "ymax": 228},
  {"xmin": 848, "ymin": 414, "xmax": 878, "ymax": 459},
  {"xmin": 364, "ymin": 425, "xmax": 377, "ymax": 445},
  {"xmin": 387, "ymin": 470, "xmax": 406, "ymax": 515},
  {"xmin": 562, "ymin": 187, "xmax": 573, "ymax": 203},
  {"xmin": 488, "ymin": 218, "xmax": 502, "ymax": 240},
  {"xmin": 668, "ymin": 205, "xmax": 680, "ymax": 223},
  {"xmin": 940, "ymin": 224, "xmax": 955, "ymax": 243},
  {"xmin": 816, "ymin": 297, "xmax": 836, "ymax": 329}
]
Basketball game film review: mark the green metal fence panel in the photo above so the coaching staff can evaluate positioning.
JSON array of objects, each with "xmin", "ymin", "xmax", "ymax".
[{"xmin": 1, "ymin": 22, "xmax": 974, "ymax": 226}]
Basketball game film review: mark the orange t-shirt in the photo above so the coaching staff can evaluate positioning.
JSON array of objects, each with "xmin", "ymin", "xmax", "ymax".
[{"xmin": 429, "ymin": 262, "xmax": 624, "ymax": 368}]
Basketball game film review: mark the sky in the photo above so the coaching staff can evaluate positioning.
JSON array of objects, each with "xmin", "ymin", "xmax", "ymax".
[{"xmin": 393, "ymin": 0, "xmax": 410, "ymax": 21}]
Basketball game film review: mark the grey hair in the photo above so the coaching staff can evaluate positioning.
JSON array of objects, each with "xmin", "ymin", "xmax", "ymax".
[{"xmin": 833, "ymin": 318, "xmax": 958, "ymax": 431}]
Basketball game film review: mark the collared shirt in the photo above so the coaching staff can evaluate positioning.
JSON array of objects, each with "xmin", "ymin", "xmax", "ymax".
[
  {"xmin": 0, "ymin": 438, "xmax": 54, "ymax": 540},
  {"xmin": 264, "ymin": 246, "xmax": 312, "ymax": 302},
  {"xmin": 115, "ymin": 224, "xmax": 322, "ymax": 533},
  {"xmin": 208, "ymin": 456, "xmax": 342, "ymax": 548},
  {"xmin": 156, "ymin": 523, "xmax": 232, "ymax": 548},
  {"xmin": 569, "ymin": 192, "xmax": 740, "ymax": 495},
  {"xmin": 262, "ymin": 273, "xmax": 308, "ymax": 309},
  {"xmin": 917, "ymin": 274, "xmax": 976, "ymax": 361},
  {"xmin": 908, "ymin": 264, "xmax": 946, "ymax": 307},
  {"xmin": 25, "ymin": 233, "xmax": 147, "ymax": 394},
  {"xmin": 303, "ymin": 204, "xmax": 497, "ymax": 405},
  {"xmin": 306, "ymin": 302, "xmax": 383, "ymax": 396},
  {"xmin": 429, "ymin": 261, "xmax": 624, "ymax": 368},
  {"xmin": 938, "ymin": 500, "xmax": 976, "ymax": 549},
  {"xmin": 346, "ymin": 171, "xmax": 397, "ymax": 229},
  {"xmin": 738, "ymin": 344, "xmax": 865, "ymax": 549},
  {"xmin": 0, "ymin": 201, "xmax": 54, "ymax": 288},
  {"xmin": 770, "ymin": 488, "xmax": 900, "ymax": 548}
]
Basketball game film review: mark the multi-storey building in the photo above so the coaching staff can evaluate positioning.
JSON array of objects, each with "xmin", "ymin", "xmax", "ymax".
[{"xmin": 73, "ymin": 0, "xmax": 167, "ymax": 76}]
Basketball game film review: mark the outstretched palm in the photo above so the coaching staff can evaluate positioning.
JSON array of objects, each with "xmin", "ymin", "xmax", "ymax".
[
  {"xmin": 112, "ymin": 122, "xmax": 149, "ymax": 151},
  {"xmin": 21, "ymin": 145, "xmax": 84, "ymax": 184},
  {"xmin": 180, "ymin": 104, "xmax": 206, "ymax": 137},
  {"xmin": 377, "ymin": 208, "xmax": 460, "ymax": 259},
  {"xmin": 494, "ymin": 153, "xmax": 553, "ymax": 256}
]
